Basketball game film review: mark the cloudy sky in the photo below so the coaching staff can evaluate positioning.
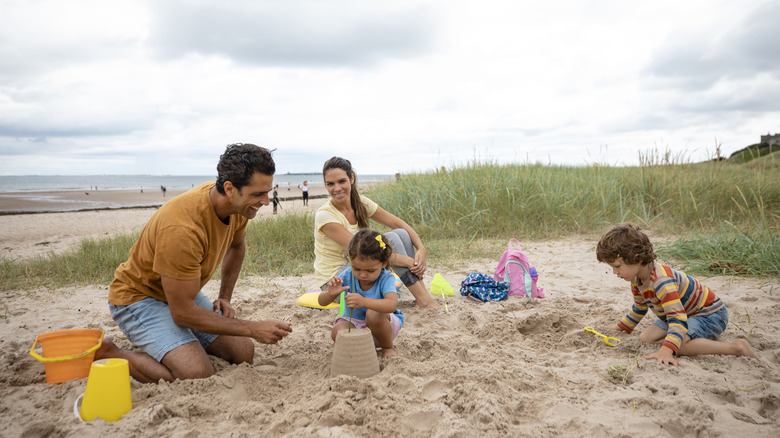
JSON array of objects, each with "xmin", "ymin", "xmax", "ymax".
[{"xmin": 1, "ymin": 0, "xmax": 778, "ymax": 176}]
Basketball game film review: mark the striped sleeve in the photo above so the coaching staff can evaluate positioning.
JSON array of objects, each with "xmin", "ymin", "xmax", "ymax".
[
  {"xmin": 617, "ymin": 283, "xmax": 648, "ymax": 333},
  {"xmin": 656, "ymin": 267, "xmax": 688, "ymax": 353}
]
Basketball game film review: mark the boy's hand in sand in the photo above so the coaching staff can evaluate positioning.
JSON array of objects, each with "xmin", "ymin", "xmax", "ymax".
[
  {"xmin": 249, "ymin": 320, "xmax": 292, "ymax": 344},
  {"xmin": 644, "ymin": 346, "xmax": 680, "ymax": 367},
  {"xmin": 213, "ymin": 298, "xmax": 236, "ymax": 319}
]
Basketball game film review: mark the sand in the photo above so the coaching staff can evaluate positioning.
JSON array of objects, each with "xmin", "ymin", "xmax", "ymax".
[{"xmin": 1, "ymin": 200, "xmax": 778, "ymax": 437}]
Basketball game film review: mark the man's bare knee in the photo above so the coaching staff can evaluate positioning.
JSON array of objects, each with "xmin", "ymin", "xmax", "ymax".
[
  {"xmin": 227, "ymin": 338, "xmax": 254, "ymax": 364},
  {"xmin": 207, "ymin": 336, "xmax": 254, "ymax": 364},
  {"xmin": 161, "ymin": 342, "xmax": 214, "ymax": 380},
  {"xmin": 172, "ymin": 362, "xmax": 216, "ymax": 380}
]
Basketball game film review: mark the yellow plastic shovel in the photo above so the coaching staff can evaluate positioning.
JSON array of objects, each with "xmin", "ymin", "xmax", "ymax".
[{"xmin": 584, "ymin": 326, "xmax": 622, "ymax": 347}]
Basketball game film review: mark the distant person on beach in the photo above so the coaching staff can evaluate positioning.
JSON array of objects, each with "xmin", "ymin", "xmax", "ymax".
[
  {"xmin": 596, "ymin": 224, "xmax": 758, "ymax": 367},
  {"xmin": 272, "ymin": 184, "xmax": 280, "ymax": 214},
  {"xmin": 318, "ymin": 229, "xmax": 404, "ymax": 358},
  {"xmin": 299, "ymin": 180, "xmax": 309, "ymax": 206},
  {"xmin": 98, "ymin": 143, "xmax": 292, "ymax": 383},
  {"xmin": 314, "ymin": 157, "xmax": 439, "ymax": 309}
]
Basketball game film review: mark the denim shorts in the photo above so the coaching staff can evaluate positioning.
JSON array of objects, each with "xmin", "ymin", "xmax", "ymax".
[
  {"xmin": 334, "ymin": 314, "xmax": 402, "ymax": 348},
  {"xmin": 653, "ymin": 306, "xmax": 729, "ymax": 340},
  {"xmin": 108, "ymin": 292, "xmax": 219, "ymax": 362}
]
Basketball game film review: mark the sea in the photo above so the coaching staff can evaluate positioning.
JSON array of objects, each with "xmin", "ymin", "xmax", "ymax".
[{"xmin": 0, "ymin": 173, "xmax": 394, "ymax": 193}]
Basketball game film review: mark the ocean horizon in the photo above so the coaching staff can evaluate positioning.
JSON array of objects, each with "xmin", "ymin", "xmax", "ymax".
[{"xmin": 0, "ymin": 173, "xmax": 393, "ymax": 193}]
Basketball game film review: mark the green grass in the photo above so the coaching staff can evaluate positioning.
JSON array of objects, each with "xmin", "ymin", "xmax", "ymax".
[
  {"xmin": 657, "ymin": 222, "xmax": 780, "ymax": 277},
  {"xmin": 0, "ymin": 233, "xmax": 139, "ymax": 290},
  {"xmin": 241, "ymin": 213, "xmax": 315, "ymax": 277},
  {"xmin": 369, "ymin": 157, "xmax": 779, "ymax": 239},
  {"xmin": 1, "ymin": 155, "xmax": 778, "ymax": 291},
  {"xmin": 728, "ymin": 142, "xmax": 780, "ymax": 164}
]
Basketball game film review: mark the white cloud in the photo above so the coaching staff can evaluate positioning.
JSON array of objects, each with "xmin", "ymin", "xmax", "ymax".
[{"xmin": 0, "ymin": 0, "xmax": 778, "ymax": 176}]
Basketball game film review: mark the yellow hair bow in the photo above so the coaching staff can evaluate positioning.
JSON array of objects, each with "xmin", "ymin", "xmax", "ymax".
[{"xmin": 375, "ymin": 235, "xmax": 386, "ymax": 249}]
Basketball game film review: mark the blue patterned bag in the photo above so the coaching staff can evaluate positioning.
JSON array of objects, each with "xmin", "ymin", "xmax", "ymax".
[{"xmin": 460, "ymin": 273, "xmax": 509, "ymax": 302}]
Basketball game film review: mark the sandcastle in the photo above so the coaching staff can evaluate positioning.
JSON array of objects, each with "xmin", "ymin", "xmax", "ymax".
[{"xmin": 330, "ymin": 329, "xmax": 380, "ymax": 378}]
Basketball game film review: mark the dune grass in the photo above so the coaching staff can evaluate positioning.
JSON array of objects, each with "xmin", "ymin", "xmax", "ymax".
[
  {"xmin": 370, "ymin": 158, "xmax": 778, "ymax": 239},
  {"xmin": 1, "ymin": 157, "xmax": 778, "ymax": 291},
  {"xmin": 0, "ymin": 233, "xmax": 139, "ymax": 290}
]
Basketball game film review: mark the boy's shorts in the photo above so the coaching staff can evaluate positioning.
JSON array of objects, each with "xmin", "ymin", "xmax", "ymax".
[
  {"xmin": 109, "ymin": 292, "xmax": 220, "ymax": 362},
  {"xmin": 653, "ymin": 306, "xmax": 729, "ymax": 340},
  {"xmin": 334, "ymin": 314, "xmax": 402, "ymax": 348}
]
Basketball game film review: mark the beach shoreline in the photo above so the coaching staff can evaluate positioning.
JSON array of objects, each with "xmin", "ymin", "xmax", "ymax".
[
  {"xmin": 0, "ymin": 185, "xmax": 330, "ymax": 260},
  {"xmin": 0, "ymin": 184, "xmax": 329, "ymax": 215}
]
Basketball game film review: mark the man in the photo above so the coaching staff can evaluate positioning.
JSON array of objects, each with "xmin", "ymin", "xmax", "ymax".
[{"xmin": 96, "ymin": 143, "xmax": 292, "ymax": 383}]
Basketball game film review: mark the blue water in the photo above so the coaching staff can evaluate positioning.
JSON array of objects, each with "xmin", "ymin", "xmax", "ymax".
[{"xmin": 0, "ymin": 174, "xmax": 393, "ymax": 192}]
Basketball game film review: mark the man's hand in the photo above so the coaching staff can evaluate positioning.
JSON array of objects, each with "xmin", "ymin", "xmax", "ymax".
[
  {"xmin": 644, "ymin": 346, "xmax": 680, "ymax": 367},
  {"xmin": 249, "ymin": 320, "xmax": 293, "ymax": 344},
  {"xmin": 213, "ymin": 298, "xmax": 236, "ymax": 319}
]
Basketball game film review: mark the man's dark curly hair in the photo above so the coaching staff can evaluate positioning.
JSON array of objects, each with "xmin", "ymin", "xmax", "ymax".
[
  {"xmin": 215, "ymin": 143, "xmax": 275, "ymax": 195},
  {"xmin": 596, "ymin": 223, "xmax": 657, "ymax": 265}
]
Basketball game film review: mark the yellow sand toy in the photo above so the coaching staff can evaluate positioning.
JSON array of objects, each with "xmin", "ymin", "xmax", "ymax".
[
  {"xmin": 295, "ymin": 291, "xmax": 340, "ymax": 310},
  {"xmin": 430, "ymin": 273, "xmax": 454, "ymax": 312},
  {"xmin": 583, "ymin": 327, "xmax": 622, "ymax": 347}
]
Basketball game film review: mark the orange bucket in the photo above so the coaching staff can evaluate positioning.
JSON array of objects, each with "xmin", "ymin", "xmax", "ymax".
[{"xmin": 29, "ymin": 329, "xmax": 104, "ymax": 384}]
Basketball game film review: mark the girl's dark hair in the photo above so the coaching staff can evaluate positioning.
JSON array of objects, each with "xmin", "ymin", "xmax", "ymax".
[
  {"xmin": 215, "ymin": 143, "xmax": 275, "ymax": 195},
  {"xmin": 323, "ymin": 157, "xmax": 369, "ymax": 228},
  {"xmin": 596, "ymin": 223, "xmax": 657, "ymax": 265},
  {"xmin": 348, "ymin": 229, "xmax": 393, "ymax": 264}
]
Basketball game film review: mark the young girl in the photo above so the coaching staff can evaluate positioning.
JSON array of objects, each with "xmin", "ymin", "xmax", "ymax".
[
  {"xmin": 318, "ymin": 229, "xmax": 405, "ymax": 358},
  {"xmin": 596, "ymin": 224, "xmax": 758, "ymax": 367}
]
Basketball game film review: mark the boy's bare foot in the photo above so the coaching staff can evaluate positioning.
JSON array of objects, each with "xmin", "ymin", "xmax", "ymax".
[
  {"xmin": 735, "ymin": 339, "xmax": 760, "ymax": 359},
  {"xmin": 381, "ymin": 347, "xmax": 396, "ymax": 359}
]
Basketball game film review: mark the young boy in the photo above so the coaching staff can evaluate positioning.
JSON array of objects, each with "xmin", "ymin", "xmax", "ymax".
[{"xmin": 596, "ymin": 224, "xmax": 758, "ymax": 367}]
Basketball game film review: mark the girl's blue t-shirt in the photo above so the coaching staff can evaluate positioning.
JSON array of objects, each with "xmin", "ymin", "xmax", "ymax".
[{"xmin": 339, "ymin": 267, "xmax": 405, "ymax": 326}]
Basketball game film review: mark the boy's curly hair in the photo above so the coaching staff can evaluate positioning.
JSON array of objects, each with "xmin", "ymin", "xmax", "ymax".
[
  {"xmin": 596, "ymin": 223, "xmax": 656, "ymax": 265},
  {"xmin": 348, "ymin": 229, "xmax": 393, "ymax": 264}
]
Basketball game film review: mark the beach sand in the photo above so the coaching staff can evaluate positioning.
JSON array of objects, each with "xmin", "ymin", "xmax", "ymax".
[{"xmin": 1, "ymin": 201, "xmax": 778, "ymax": 437}]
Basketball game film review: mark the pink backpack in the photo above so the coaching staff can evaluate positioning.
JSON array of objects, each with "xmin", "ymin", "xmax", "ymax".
[{"xmin": 494, "ymin": 239, "xmax": 545, "ymax": 298}]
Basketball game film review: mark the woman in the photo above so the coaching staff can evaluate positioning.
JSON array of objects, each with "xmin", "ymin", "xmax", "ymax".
[{"xmin": 314, "ymin": 157, "xmax": 439, "ymax": 309}]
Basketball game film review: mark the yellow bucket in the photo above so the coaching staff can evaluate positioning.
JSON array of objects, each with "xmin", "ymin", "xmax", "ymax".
[
  {"xmin": 29, "ymin": 329, "xmax": 104, "ymax": 384},
  {"xmin": 78, "ymin": 358, "xmax": 133, "ymax": 422}
]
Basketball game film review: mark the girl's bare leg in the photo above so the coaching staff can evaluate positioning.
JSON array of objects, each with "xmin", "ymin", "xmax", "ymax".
[{"xmin": 366, "ymin": 311, "xmax": 396, "ymax": 358}]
